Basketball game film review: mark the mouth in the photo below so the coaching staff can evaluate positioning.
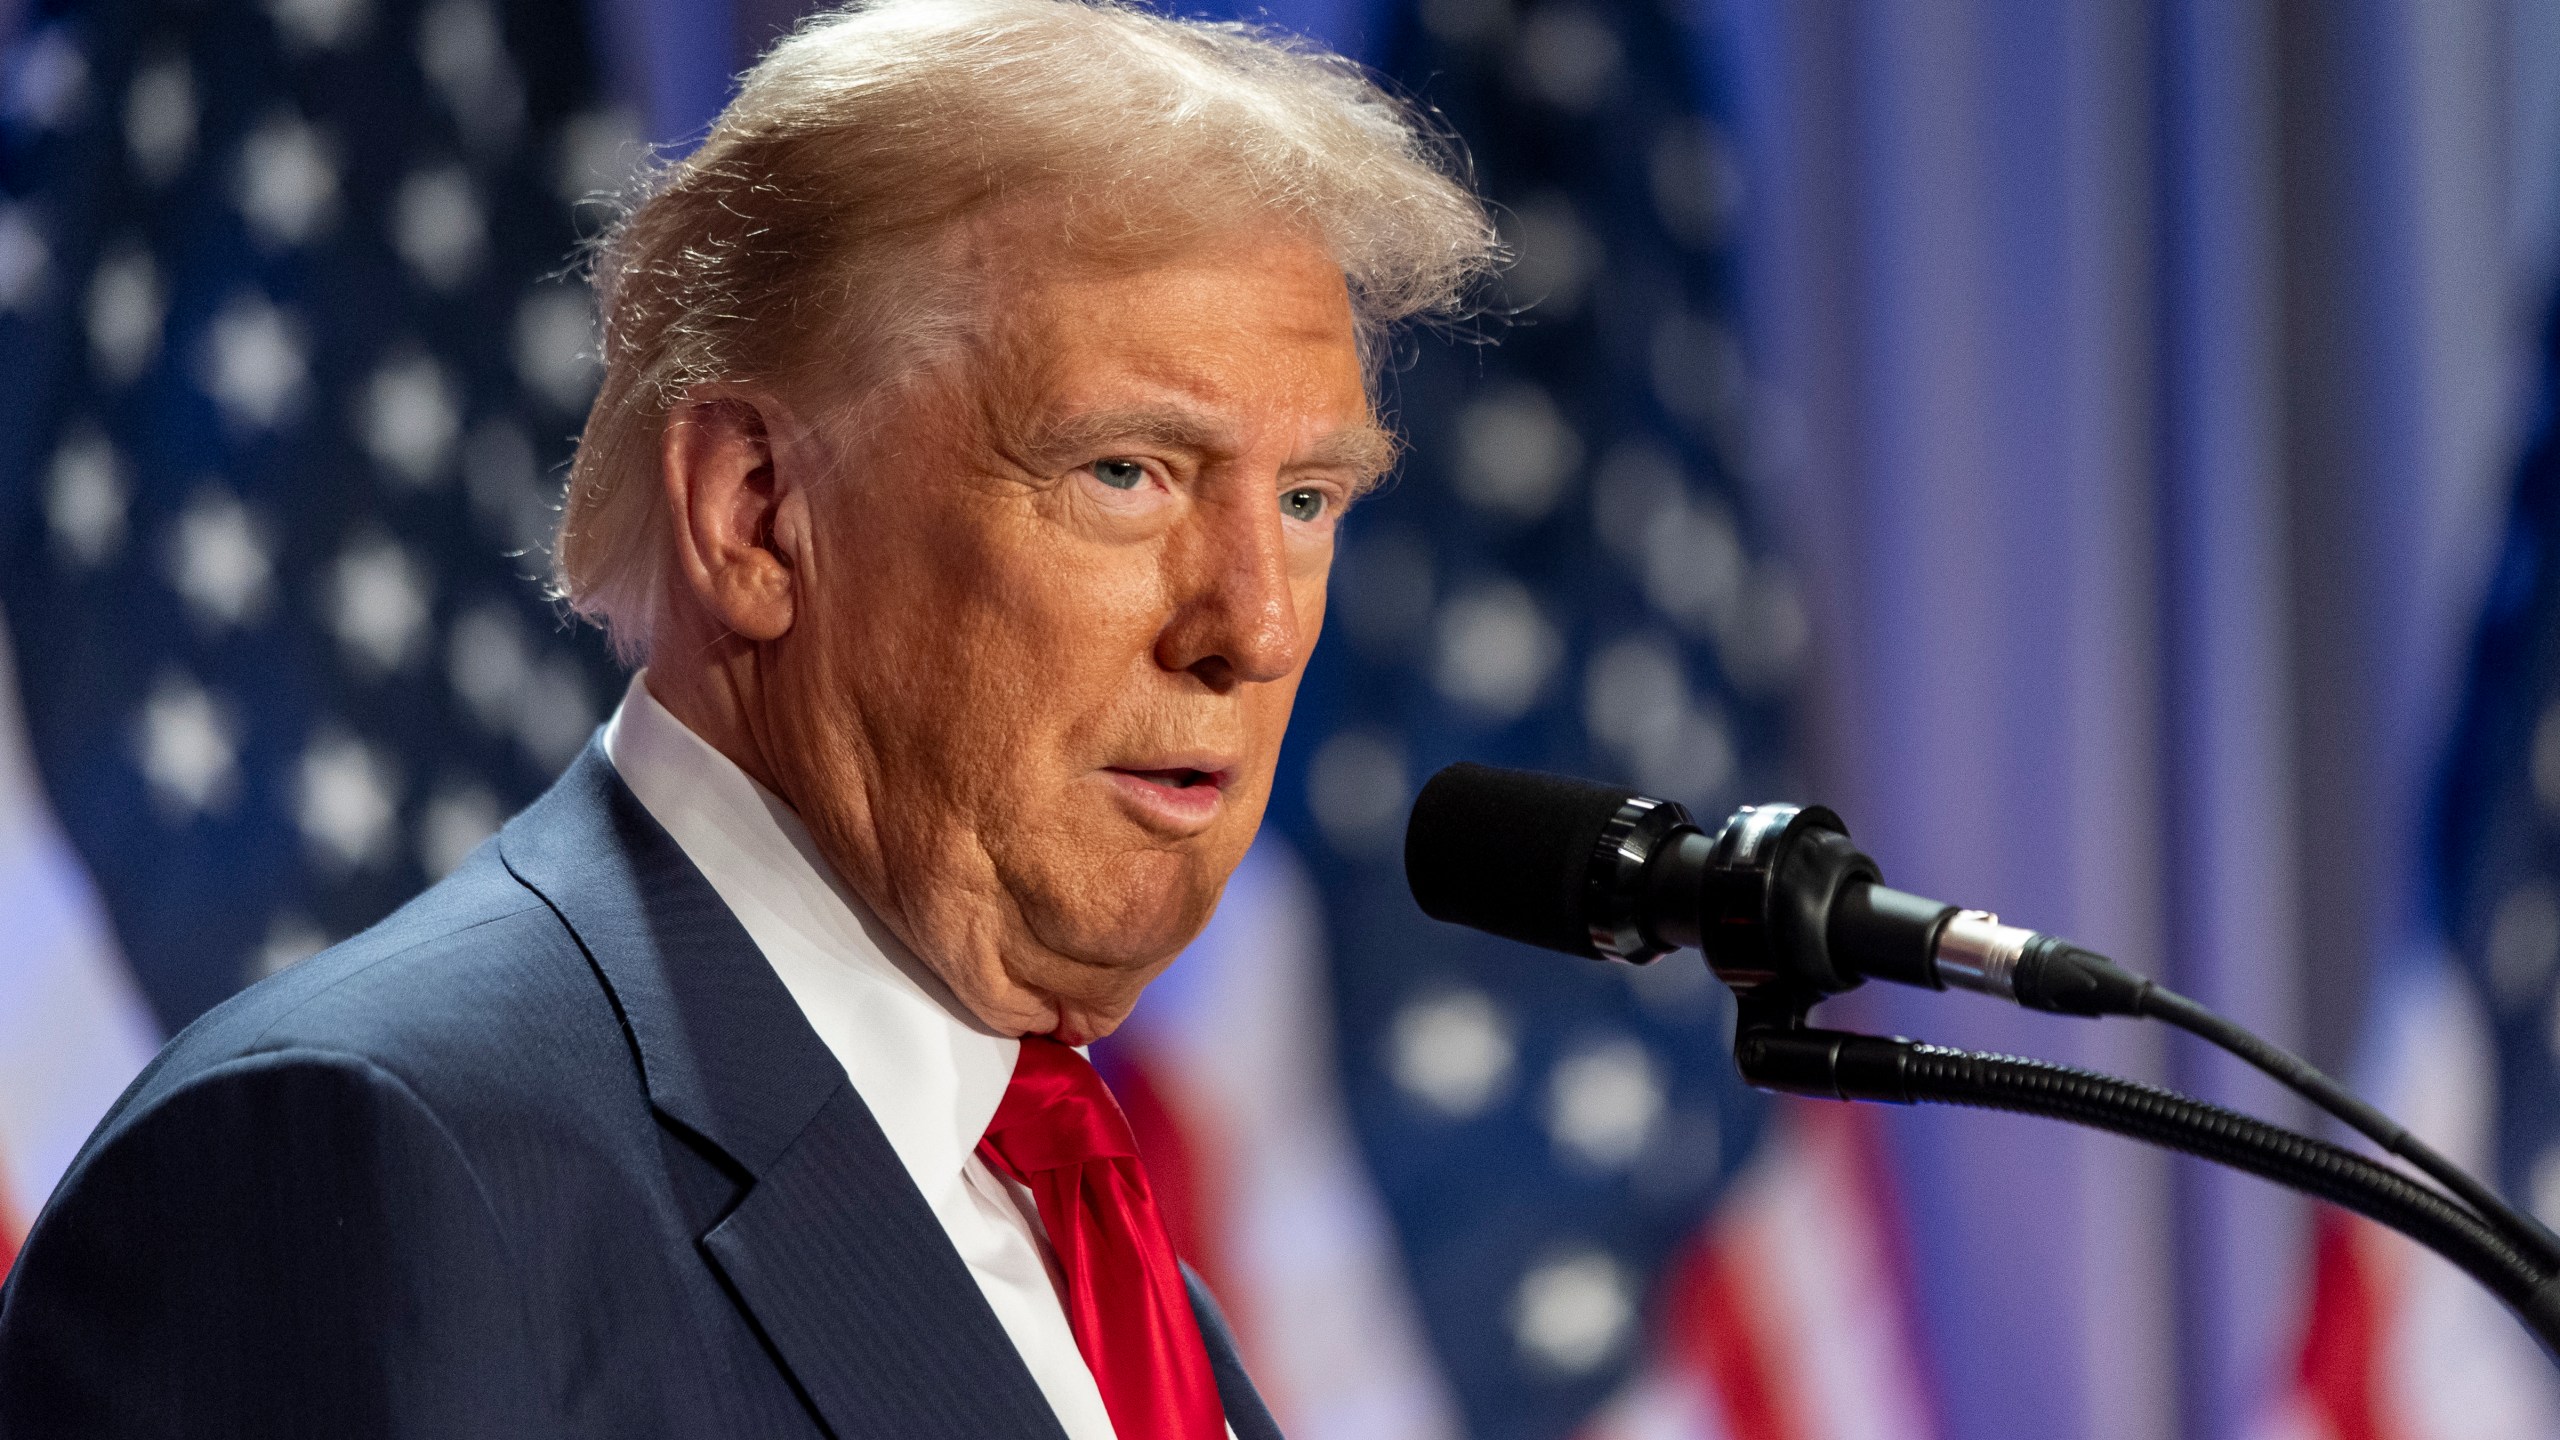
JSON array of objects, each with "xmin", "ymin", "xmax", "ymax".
[
  {"xmin": 1110, "ymin": 765, "xmax": 1228, "ymax": 790},
  {"xmin": 1100, "ymin": 759, "xmax": 1237, "ymax": 833}
]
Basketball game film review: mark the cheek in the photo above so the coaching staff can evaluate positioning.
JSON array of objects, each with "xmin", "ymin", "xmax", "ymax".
[
  {"xmin": 1296, "ymin": 566, "xmax": 1330, "ymax": 647},
  {"xmin": 838, "ymin": 516, "xmax": 1177, "ymax": 827},
  {"xmin": 839, "ymin": 482, "xmax": 1144, "ymax": 670},
  {"xmin": 971, "ymin": 540, "xmax": 1173, "ymax": 743}
]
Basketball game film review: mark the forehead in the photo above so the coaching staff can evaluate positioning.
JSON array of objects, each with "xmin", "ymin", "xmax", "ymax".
[{"xmin": 978, "ymin": 235, "xmax": 1372, "ymax": 433}]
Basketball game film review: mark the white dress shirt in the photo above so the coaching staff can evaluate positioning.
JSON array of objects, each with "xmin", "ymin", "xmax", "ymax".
[{"xmin": 601, "ymin": 672, "xmax": 1123, "ymax": 1440}]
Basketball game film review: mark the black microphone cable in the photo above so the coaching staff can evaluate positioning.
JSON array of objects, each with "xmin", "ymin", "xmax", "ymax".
[
  {"xmin": 2130, "ymin": 977, "xmax": 2560, "ymax": 1271},
  {"xmin": 1913, "ymin": 922, "xmax": 2560, "ymax": 1272}
]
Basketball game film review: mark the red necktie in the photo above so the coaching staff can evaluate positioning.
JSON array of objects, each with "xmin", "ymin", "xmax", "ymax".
[{"xmin": 977, "ymin": 1036, "xmax": 1228, "ymax": 1440}]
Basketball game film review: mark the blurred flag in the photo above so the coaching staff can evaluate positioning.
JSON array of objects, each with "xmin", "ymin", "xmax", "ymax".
[
  {"xmin": 0, "ymin": 617, "xmax": 157, "ymax": 1271},
  {"xmin": 1104, "ymin": 1, "xmax": 1935, "ymax": 1436},
  {"xmin": 0, "ymin": 0, "xmax": 630, "ymax": 1249},
  {"xmin": 2258, "ymin": 305, "xmax": 2560, "ymax": 1437}
]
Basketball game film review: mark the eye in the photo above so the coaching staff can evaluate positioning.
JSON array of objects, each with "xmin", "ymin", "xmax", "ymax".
[
  {"xmin": 1281, "ymin": 487, "xmax": 1329, "ymax": 523},
  {"xmin": 1092, "ymin": 458, "xmax": 1147, "ymax": 491}
]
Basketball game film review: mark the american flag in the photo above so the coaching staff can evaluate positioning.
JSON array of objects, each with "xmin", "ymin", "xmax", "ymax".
[
  {"xmin": 0, "ymin": 0, "xmax": 634, "ymax": 1255},
  {"xmin": 2256, "ymin": 305, "xmax": 2560, "ymax": 1437},
  {"xmin": 1101, "ymin": 0, "xmax": 1936, "ymax": 1436}
]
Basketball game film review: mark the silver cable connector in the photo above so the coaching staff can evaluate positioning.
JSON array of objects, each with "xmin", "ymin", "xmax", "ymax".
[{"xmin": 1934, "ymin": 909, "xmax": 2036, "ymax": 1000}]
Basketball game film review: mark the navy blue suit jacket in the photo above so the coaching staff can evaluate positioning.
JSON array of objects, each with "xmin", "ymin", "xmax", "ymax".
[{"xmin": 0, "ymin": 744, "xmax": 1282, "ymax": 1440}]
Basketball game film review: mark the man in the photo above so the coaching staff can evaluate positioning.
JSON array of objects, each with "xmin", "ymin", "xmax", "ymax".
[{"xmin": 0, "ymin": 1, "xmax": 1497, "ymax": 1434}]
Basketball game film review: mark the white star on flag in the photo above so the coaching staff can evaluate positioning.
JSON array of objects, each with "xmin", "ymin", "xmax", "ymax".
[
  {"xmin": 359, "ymin": 350, "xmax": 462, "ymax": 487},
  {"xmin": 199, "ymin": 291, "xmax": 308, "ymax": 430},
  {"xmin": 165, "ymin": 487, "xmax": 274, "ymax": 629},
  {"xmin": 326, "ymin": 534, "xmax": 436, "ymax": 674},
  {"xmin": 86, "ymin": 245, "xmax": 165, "ymax": 386},
  {"xmin": 44, "ymin": 429, "xmax": 129, "ymax": 567},
  {"xmin": 235, "ymin": 111, "xmax": 340, "ymax": 249},
  {"xmin": 265, "ymin": 0, "xmax": 373, "ymax": 54},
  {"xmin": 295, "ymin": 728, "xmax": 401, "ymax": 871},
  {"xmin": 122, "ymin": 55, "xmax": 195, "ymax": 186},
  {"xmin": 134, "ymin": 672, "xmax": 242, "ymax": 820},
  {"xmin": 393, "ymin": 164, "xmax": 487, "ymax": 290}
]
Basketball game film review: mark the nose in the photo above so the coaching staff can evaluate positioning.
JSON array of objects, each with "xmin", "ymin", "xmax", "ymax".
[{"xmin": 1154, "ymin": 484, "xmax": 1304, "ymax": 692}]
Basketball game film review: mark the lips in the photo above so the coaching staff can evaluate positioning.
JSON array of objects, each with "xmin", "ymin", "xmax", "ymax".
[
  {"xmin": 1112, "ymin": 766, "xmax": 1225, "ymax": 790},
  {"xmin": 1100, "ymin": 756, "xmax": 1238, "ymax": 834}
]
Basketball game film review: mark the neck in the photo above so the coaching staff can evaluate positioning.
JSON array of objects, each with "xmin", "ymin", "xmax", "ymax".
[{"xmin": 641, "ymin": 622, "xmax": 785, "ymax": 800}]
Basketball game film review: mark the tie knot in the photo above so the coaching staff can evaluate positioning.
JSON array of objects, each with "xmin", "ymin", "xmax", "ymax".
[{"xmin": 979, "ymin": 1036, "xmax": 1140, "ymax": 1178}]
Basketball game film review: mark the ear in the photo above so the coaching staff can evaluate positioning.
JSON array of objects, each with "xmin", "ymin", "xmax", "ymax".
[{"xmin": 660, "ymin": 389, "xmax": 809, "ymax": 644}]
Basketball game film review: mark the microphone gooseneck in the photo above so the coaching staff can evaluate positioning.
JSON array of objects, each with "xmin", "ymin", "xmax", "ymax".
[{"xmin": 1738, "ymin": 1026, "xmax": 2560, "ymax": 1343}]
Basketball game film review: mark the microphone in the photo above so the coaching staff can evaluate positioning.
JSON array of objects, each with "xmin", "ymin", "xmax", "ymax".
[
  {"xmin": 1404, "ymin": 762, "xmax": 2560, "ymax": 1329},
  {"xmin": 1403, "ymin": 761, "xmax": 2149, "ymax": 1017}
]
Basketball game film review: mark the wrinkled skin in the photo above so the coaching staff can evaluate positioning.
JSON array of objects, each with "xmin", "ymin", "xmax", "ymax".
[{"xmin": 645, "ymin": 233, "xmax": 1387, "ymax": 1044}]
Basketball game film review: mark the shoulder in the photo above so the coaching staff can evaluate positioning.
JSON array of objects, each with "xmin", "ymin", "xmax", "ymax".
[
  {"xmin": 103, "ymin": 842, "xmax": 635, "ymax": 1163},
  {"xmin": 0, "ymin": 1016, "xmax": 560, "ymax": 1432},
  {"xmin": 7, "ymin": 844, "xmax": 647, "ymax": 1365}
]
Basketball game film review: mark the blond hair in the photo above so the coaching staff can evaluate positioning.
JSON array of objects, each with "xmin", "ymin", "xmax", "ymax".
[{"xmin": 552, "ymin": 0, "xmax": 1499, "ymax": 662}]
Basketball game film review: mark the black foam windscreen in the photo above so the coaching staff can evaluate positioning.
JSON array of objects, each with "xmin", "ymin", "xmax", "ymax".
[{"xmin": 1403, "ymin": 762, "xmax": 1644, "ymax": 959}]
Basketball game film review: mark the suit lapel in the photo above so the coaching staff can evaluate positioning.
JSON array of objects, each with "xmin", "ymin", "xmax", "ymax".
[
  {"xmin": 703, "ymin": 1084, "xmax": 1073, "ymax": 1438},
  {"xmin": 500, "ymin": 745, "xmax": 1067, "ymax": 1440}
]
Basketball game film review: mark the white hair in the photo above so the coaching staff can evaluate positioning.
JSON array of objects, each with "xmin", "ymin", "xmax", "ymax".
[{"xmin": 552, "ymin": 0, "xmax": 1500, "ymax": 663}]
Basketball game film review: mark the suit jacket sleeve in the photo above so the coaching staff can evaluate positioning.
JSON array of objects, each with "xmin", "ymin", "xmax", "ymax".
[{"xmin": 0, "ymin": 1047, "xmax": 550, "ymax": 1439}]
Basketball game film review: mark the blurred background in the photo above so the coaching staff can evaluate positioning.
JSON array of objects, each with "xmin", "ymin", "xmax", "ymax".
[{"xmin": 4, "ymin": 0, "xmax": 2560, "ymax": 1437}]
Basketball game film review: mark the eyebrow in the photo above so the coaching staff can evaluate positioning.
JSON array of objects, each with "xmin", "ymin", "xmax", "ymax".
[
  {"xmin": 1012, "ymin": 406, "xmax": 1401, "ymax": 493},
  {"xmin": 1307, "ymin": 424, "xmax": 1401, "ymax": 495}
]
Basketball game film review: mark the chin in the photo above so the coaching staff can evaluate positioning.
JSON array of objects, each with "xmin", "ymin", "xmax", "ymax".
[{"xmin": 1014, "ymin": 851, "xmax": 1225, "ymax": 975}]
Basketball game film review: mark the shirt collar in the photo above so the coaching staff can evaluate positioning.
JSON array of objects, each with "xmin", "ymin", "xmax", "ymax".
[{"xmin": 601, "ymin": 671, "xmax": 1019, "ymax": 1194}]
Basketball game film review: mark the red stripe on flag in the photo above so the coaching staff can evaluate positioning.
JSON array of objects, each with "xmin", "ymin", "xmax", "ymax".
[
  {"xmin": 1823, "ymin": 1101, "xmax": 1943, "ymax": 1433},
  {"xmin": 1662, "ymin": 1231, "xmax": 1809, "ymax": 1440},
  {"xmin": 2291, "ymin": 1211, "xmax": 2396, "ymax": 1440},
  {"xmin": 0, "ymin": 1157, "xmax": 18, "ymax": 1280}
]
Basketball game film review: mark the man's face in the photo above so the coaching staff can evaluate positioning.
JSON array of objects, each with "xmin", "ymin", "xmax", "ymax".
[{"xmin": 762, "ymin": 234, "xmax": 1384, "ymax": 1042}]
